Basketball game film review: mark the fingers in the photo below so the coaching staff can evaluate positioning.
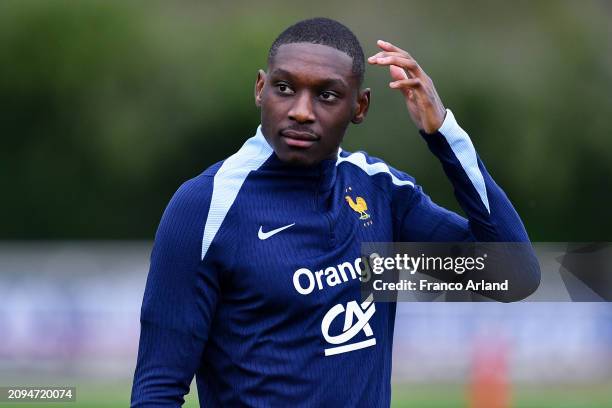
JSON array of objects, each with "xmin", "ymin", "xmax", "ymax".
[
  {"xmin": 368, "ymin": 51, "xmax": 406, "ymax": 59},
  {"xmin": 369, "ymin": 55, "xmax": 421, "ymax": 76},
  {"xmin": 369, "ymin": 40, "xmax": 445, "ymax": 132},
  {"xmin": 367, "ymin": 47, "xmax": 422, "ymax": 78},
  {"xmin": 368, "ymin": 51, "xmax": 417, "ymax": 66},
  {"xmin": 390, "ymin": 78, "xmax": 421, "ymax": 89},
  {"xmin": 376, "ymin": 39, "xmax": 411, "ymax": 57},
  {"xmin": 372, "ymin": 39, "xmax": 417, "ymax": 64},
  {"xmin": 389, "ymin": 64, "xmax": 407, "ymax": 81},
  {"xmin": 369, "ymin": 55, "xmax": 418, "ymax": 70},
  {"xmin": 368, "ymin": 51, "xmax": 417, "ymax": 65}
]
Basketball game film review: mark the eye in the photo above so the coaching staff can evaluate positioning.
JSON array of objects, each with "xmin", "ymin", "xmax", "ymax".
[
  {"xmin": 276, "ymin": 83, "xmax": 294, "ymax": 95},
  {"xmin": 320, "ymin": 91, "xmax": 339, "ymax": 102}
]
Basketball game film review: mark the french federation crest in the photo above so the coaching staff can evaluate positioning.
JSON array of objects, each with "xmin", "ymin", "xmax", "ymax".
[{"xmin": 345, "ymin": 187, "xmax": 373, "ymax": 227}]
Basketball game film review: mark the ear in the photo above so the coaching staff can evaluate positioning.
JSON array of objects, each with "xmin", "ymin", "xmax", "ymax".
[
  {"xmin": 351, "ymin": 88, "xmax": 370, "ymax": 124},
  {"xmin": 255, "ymin": 69, "xmax": 266, "ymax": 107}
]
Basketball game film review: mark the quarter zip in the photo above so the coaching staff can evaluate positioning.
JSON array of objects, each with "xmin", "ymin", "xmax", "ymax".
[
  {"xmin": 324, "ymin": 207, "xmax": 336, "ymax": 249},
  {"xmin": 261, "ymin": 152, "xmax": 339, "ymax": 249},
  {"xmin": 316, "ymin": 162, "xmax": 337, "ymax": 249}
]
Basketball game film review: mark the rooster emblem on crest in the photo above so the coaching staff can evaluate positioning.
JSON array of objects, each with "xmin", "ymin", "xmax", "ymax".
[{"xmin": 345, "ymin": 189, "xmax": 370, "ymax": 220}]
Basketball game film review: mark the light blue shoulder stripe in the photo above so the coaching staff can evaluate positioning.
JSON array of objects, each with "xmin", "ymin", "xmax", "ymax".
[
  {"xmin": 336, "ymin": 150, "xmax": 415, "ymax": 187},
  {"xmin": 201, "ymin": 125, "xmax": 273, "ymax": 260},
  {"xmin": 438, "ymin": 109, "xmax": 490, "ymax": 213}
]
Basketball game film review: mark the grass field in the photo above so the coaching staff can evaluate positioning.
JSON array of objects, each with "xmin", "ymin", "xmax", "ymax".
[{"xmin": 3, "ymin": 382, "xmax": 611, "ymax": 407}]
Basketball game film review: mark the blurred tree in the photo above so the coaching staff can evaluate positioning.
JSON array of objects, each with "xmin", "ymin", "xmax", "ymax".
[{"xmin": 1, "ymin": 0, "xmax": 610, "ymax": 240}]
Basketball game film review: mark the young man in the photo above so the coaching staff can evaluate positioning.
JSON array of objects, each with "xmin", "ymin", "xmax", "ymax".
[{"xmin": 131, "ymin": 17, "xmax": 537, "ymax": 407}]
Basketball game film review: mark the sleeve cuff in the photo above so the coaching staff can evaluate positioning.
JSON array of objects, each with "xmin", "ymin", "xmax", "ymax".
[
  {"xmin": 418, "ymin": 108, "xmax": 491, "ymax": 213},
  {"xmin": 438, "ymin": 108, "xmax": 458, "ymax": 136},
  {"xmin": 419, "ymin": 108, "xmax": 457, "ymax": 138}
]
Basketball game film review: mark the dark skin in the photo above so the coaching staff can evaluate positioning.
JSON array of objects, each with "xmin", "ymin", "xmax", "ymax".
[
  {"xmin": 367, "ymin": 40, "xmax": 446, "ymax": 134},
  {"xmin": 255, "ymin": 40, "xmax": 446, "ymax": 167},
  {"xmin": 255, "ymin": 42, "xmax": 370, "ymax": 167}
]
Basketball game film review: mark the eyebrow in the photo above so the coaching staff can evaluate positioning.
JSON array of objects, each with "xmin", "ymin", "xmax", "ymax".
[{"xmin": 270, "ymin": 68, "xmax": 349, "ymax": 90}]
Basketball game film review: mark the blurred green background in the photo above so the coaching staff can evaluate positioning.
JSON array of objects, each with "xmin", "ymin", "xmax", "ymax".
[
  {"xmin": 1, "ymin": 0, "xmax": 611, "ymax": 240},
  {"xmin": 2, "ymin": 3, "xmax": 612, "ymax": 407}
]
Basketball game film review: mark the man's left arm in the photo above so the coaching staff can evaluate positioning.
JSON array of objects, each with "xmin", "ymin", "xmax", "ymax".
[
  {"xmin": 369, "ymin": 40, "xmax": 540, "ymax": 300},
  {"xmin": 415, "ymin": 108, "xmax": 530, "ymax": 242},
  {"xmin": 368, "ymin": 40, "xmax": 529, "ymax": 243}
]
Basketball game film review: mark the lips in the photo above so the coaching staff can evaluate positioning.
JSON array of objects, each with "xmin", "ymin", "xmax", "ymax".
[{"xmin": 280, "ymin": 129, "xmax": 318, "ymax": 148}]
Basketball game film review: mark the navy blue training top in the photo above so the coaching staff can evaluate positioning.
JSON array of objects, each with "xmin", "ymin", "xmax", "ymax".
[{"xmin": 131, "ymin": 110, "xmax": 535, "ymax": 407}]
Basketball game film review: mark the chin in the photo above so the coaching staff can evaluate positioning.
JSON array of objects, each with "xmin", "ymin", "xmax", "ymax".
[{"xmin": 279, "ymin": 151, "xmax": 318, "ymax": 167}]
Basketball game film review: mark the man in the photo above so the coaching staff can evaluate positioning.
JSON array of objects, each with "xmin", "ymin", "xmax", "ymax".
[{"xmin": 131, "ymin": 17, "xmax": 538, "ymax": 407}]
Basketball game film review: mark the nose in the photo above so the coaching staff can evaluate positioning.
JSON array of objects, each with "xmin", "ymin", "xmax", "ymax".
[{"xmin": 288, "ymin": 92, "xmax": 315, "ymax": 123}]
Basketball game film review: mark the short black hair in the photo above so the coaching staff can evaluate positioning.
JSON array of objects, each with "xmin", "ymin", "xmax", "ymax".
[{"xmin": 268, "ymin": 17, "xmax": 365, "ymax": 84}]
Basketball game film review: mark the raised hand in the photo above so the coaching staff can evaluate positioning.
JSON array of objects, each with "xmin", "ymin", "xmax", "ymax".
[{"xmin": 368, "ymin": 40, "xmax": 446, "ymax": 134}]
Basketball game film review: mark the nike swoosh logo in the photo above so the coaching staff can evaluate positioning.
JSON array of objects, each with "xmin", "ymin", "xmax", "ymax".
[{"xmin": 258, "ymin": 223, "xmax": 295, "ymax": 240}]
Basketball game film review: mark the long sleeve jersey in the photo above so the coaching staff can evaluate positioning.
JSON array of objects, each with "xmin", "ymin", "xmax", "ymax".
[{"xmin": 131, "ymin": 109, "xmax": 538, "ymax": 407}]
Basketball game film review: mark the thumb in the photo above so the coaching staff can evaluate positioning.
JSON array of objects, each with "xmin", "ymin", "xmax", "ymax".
[
  {"xmin": 389, "ymin": 65, "xmax": 412, "ymax": 98},
  {"xmin": 389, "ymin": 65, "xmax": 408, "ymax": 81}
]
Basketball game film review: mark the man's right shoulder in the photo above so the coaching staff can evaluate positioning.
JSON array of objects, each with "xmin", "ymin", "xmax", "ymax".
[
  {"xmin": 161, "ymin": 160, "xmax": 226, "ymax": 223},
  {"xmin": 171, "ymin": 160, "xmax": 226, "ymax": 203},
  {"xmin": 201, "ymin": 159, "xmax": 225, "ymax": 178}
]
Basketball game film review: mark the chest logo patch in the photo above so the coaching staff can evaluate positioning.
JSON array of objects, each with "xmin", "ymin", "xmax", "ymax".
[
  {"xmin": 258, "ymin": 223, "xmax": 295, "ymax": 240},
  {"xmin": 321, "ymin": 294, "xmax": 376, "ymax": 356},
  {"xmin": 344, "ymin": 186, "xmax": 374, "ymax": 227}
]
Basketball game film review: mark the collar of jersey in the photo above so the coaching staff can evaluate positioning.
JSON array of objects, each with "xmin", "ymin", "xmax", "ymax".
[{"xmin": 254, "ymin": 125, "xmax": 338, "ymax": 192}]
